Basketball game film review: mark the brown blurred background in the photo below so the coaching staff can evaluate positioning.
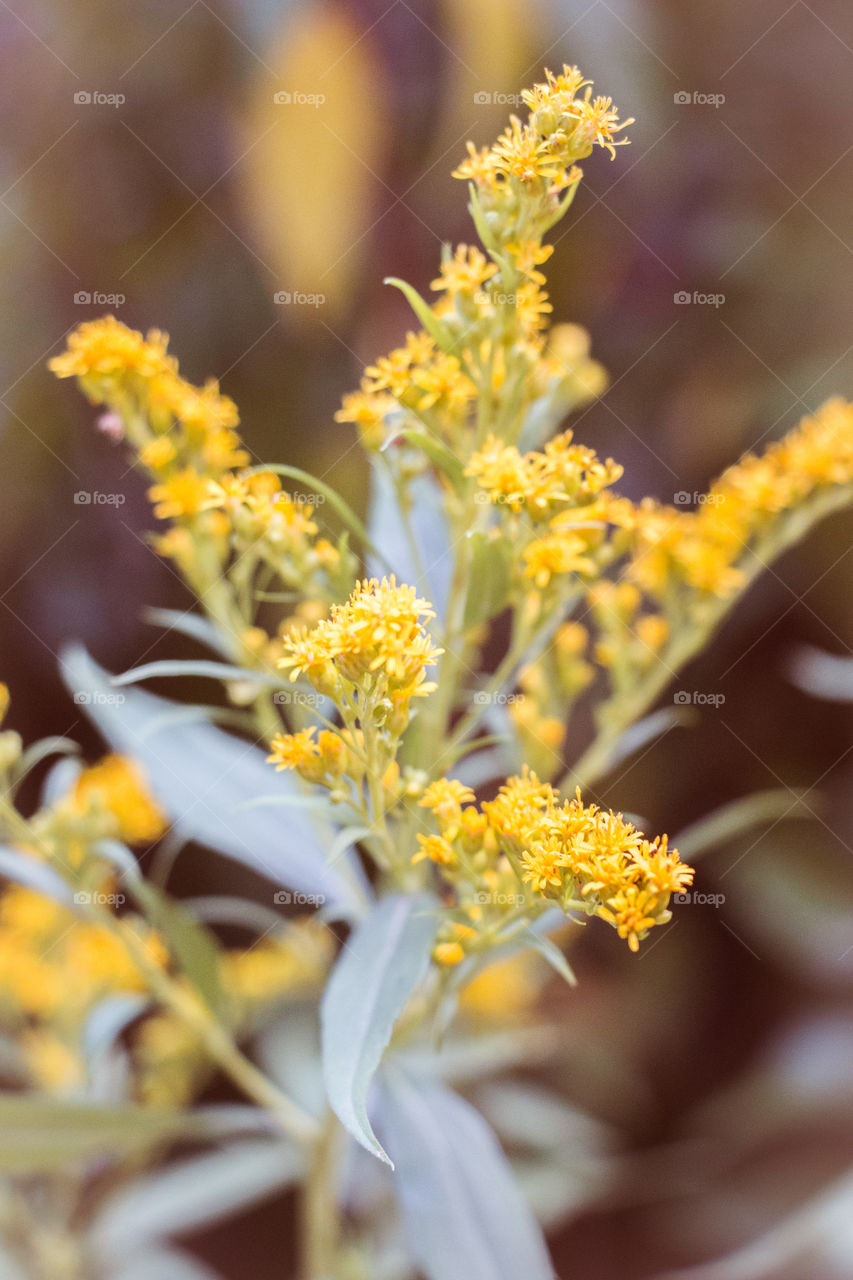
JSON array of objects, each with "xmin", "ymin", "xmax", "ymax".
[{"xmin": 1, "ymin": 1, "xmax": 853, "ymax": 1276}]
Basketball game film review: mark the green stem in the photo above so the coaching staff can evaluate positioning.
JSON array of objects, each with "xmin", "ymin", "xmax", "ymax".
[{"xmin": 301, "ymin": 1109, "xmax": 343, "ymax": 1280}]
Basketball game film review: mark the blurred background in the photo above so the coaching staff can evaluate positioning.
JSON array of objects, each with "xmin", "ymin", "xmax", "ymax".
[{"xmin": 1, "ymin": 0, "xmax": 853, "ymax": 1276}]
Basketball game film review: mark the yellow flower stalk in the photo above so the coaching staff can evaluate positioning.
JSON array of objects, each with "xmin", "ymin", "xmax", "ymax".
[{"xmin": 41, "ymin": 58, "xmax": 853, "ymax": 1280}]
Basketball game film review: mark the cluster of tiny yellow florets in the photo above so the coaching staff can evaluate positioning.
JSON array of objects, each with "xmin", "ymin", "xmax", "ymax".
[
  {"xmin": 50, "ymin": 315, "xmax": 246, "ymax": 504},
  {"xmin": 0, "ymin": 878, "xmax": 331, "ymax": 1102},
  {"xmin": 18, "ymin": 752, "xmax": 169, "ymax": 876},
  {"xmin": 268, "ymin": 577, "xmax": 441, "ymax": 797},
  {"xmin": 50, "ymin": 318, "xmax": 351, "ymax": 666},
  {"xmin": 415, "ymin": 770, "xmax": 692, "ymax": 962},
  {"xmin": 69, "ymin": 753, "xmax": 169, "ymax": 845},
  {"xmin": 333, "ymin": 66, "xmax": 620, "ymax": 462},
  {"xmin": 278, "ymin": 576, "xmax": 440, "ymax": 700},
  {"xmin": 0, "ymin": 884, "xmax": 169, "ymax": 1094},
  {"xmin": 454, "ymin": 65, "xmax": 632, "ymax": 240}
]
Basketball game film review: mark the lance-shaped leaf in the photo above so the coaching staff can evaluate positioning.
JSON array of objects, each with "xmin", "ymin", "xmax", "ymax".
[
  {"xmin": 463, "ymin": 531, "xmax": 511, "ymax": 629},
  {"xmin": 0, "ymin": 1094, "xmax": 217, "ymax": 1174},
  {"xmin": 321, "ymin": 893, "xmax": 438, "ymax": 1165},
  {"xmin": 383, "ymin": 278, "xmax": 457, "ymax": 353},
  {"xmin": 377, "ymin": 1069, "xmax": 554, "ymax": 1280},
  {"xmin": 61, "ymin": 646, "xmax": 367, "ymax": 918}
]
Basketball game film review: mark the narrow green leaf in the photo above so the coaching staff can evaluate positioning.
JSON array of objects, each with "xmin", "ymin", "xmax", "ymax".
[
  {"xmin": 463, "ymin": 532, "xmax": 511, "ymax": 629},
  {"xmin": 393, "ymin": 428, "xmax": 466, "ymax": 494},
  {"xmin": 111, "ymin": 660, "xmax": 282, "ymax": 688},
  {"xmin": 241, "ymin": 463, "xmax": 388, "ymax": 566},
  {"xmin": 522, "ymin": 929, "xmax": 577, "ymax": 987},
  {"xmin": 62, "ymin": 647, "xmax": 365, "ymax": 916},
  {"xmin": 92, "ymin": 1140, "xmax": 302, "ymax": 1257},
  {"xmin": 377, "ymin": 1069, "xmax": 554, "ymax": 1280},
  {"xmin": 0, "ymin": 1094, "xmax": 211, "ymax": 1174},
  {"xmin": 143, "ymin": 608, "xmax": 228, "ymax": 656},
  {"xmin": 675, "ymin": 789, "xmax": 811, "ymax": 861},
  {"xmin": 383, "ymin": 278, "xmax": 457, "ymax": 353},
  {"xmin": 321, "ymin": 893, "xmax": 438, "ymax": 1165},
  {"xmin": 133, "ymin": 882, "xmax": 224, "ymax": 1015}
]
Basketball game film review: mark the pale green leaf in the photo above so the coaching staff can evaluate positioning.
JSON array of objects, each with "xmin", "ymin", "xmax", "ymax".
[
  {"xmin": 377, "ymin": 1069, "xmax": 554, "ymax": 1280},
  {"xmin": 321, "ymin": 894, "xmax": 438, "ymax": 1165}
]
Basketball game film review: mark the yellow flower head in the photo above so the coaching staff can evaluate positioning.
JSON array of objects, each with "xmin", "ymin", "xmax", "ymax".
[
  {"xmin": 148, "ymin": 467, "xmax": 215, "ymax": 520},
  {"xmin": 267, "ymin": 727, "xmax": 349, "ymax": 786},
  {"xmin": 479, "ymin": 771, "xmax": 692, "ymax": 950},
  {"xmin": 49, "ymin": 316, "xmax": 172, "ymax": 387},
  {"xmin": 73, "ymin": 754, "xmax": 168, "ymax": 845},
  {"xmin": 419, "ymin": 778, "xmax": 476, "ymax": 833},
  {"xmin": 279, "ymin": 577, "xmax": 441, "ymax": 700},
  {"xmin": 431, "ymin": 244, "xmax": 497, "ymax": 298}
]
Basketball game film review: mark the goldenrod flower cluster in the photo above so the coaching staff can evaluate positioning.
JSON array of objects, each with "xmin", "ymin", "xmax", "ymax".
[
  {"xmin": 333, "ymin": 67, "xmax": 619, "ymax": 462},
  {"xmin": 418, "ymin": 770, "xmax": 692, "ymax": 962},
  {"xmin": 0, "ymin": 884, "xmax": 167, "ymax": 1094},
  {"xmin": 455, "ymin": 65, "xmax": 632, "ymax": 232},
  {"xmin": 70, "ymin": 753, "xmax": 169, "ymax": 845},
  {"xmin": 50, "ymin": 318, "xmax": 353, "ymax": 675},
  {"xmin": 48, "ymin": 65, "xmax": 853, "ymax": 1027},
  {"xmin": 0, "ymin": 877, "xmax": 331, "ymax": 1104}
]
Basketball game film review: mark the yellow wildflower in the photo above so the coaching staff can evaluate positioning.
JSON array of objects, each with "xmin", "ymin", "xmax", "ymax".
[
  {"xmin": 279, "ymin": 577, "xmax": 441, "ymax": 702},
  {"xmin": 433, "ymin": 941, "xmax": 466, "ymax": 967},
  {"xmin": 148, "ymin": 467, "xmax": 215, "ymax": 520},
  {"xmin": 73, "ymin": 754, "xmax": 168, "ymax": 845}
]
